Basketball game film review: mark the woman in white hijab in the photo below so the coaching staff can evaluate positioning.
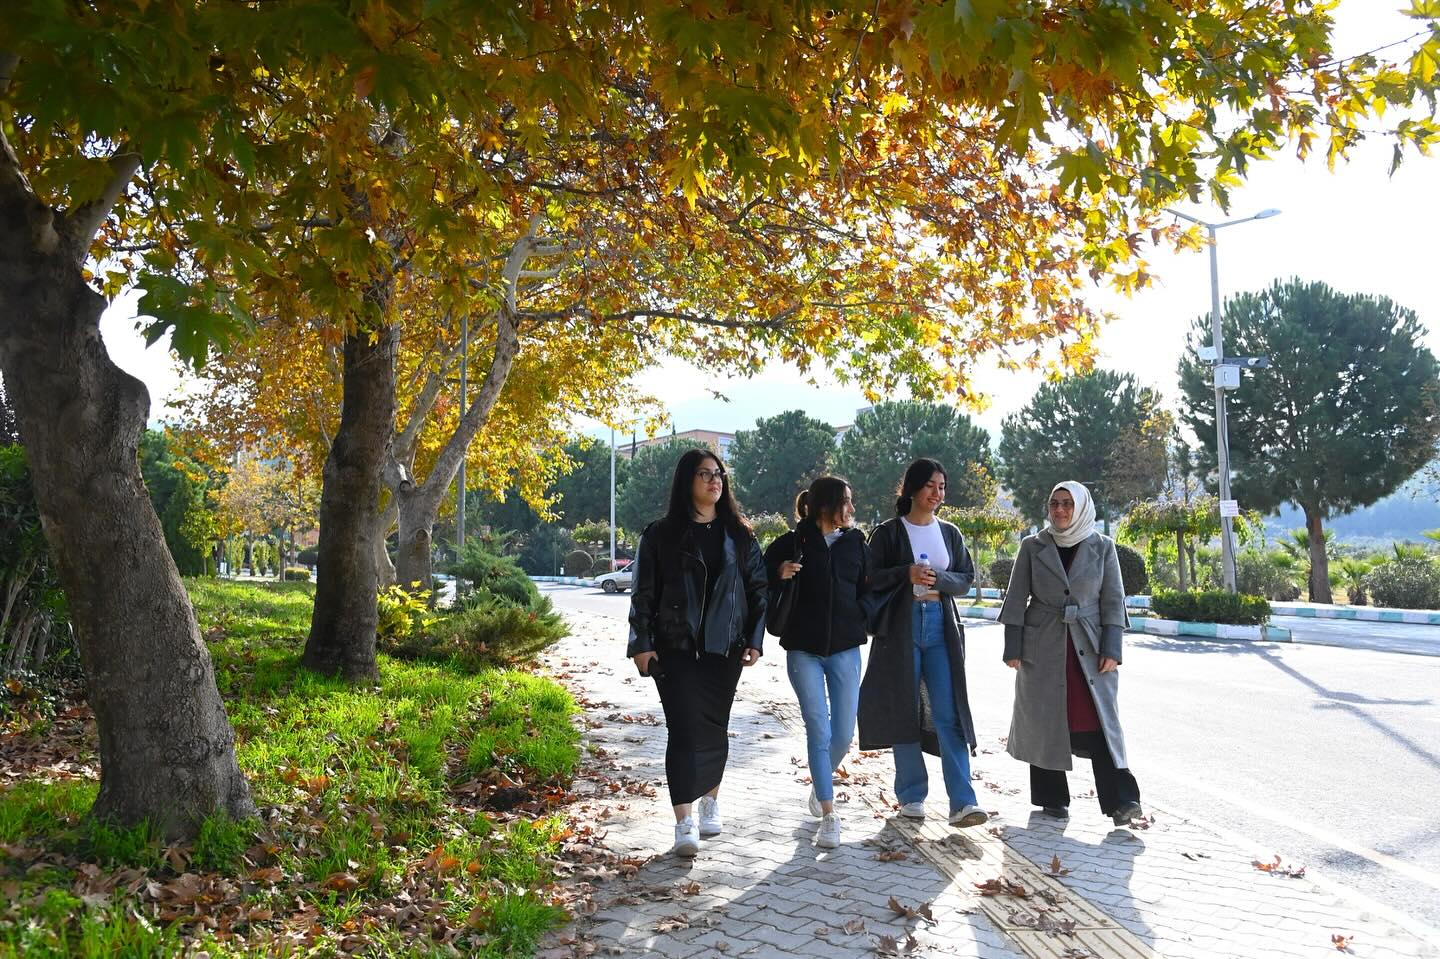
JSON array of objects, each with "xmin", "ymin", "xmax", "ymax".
[{"xmin": 996, "ymin": 482, "xmax": 1143, "ymax": 826}]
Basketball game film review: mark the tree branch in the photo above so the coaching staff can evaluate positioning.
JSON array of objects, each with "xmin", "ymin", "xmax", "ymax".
[{"xmin": 57, "ymin": 151, "xmax": 142, "ymax": 264}]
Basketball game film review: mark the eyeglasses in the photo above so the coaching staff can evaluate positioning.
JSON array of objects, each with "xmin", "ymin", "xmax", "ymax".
[
  {"xmin": 695, "ymin": 468, "xmax": 727, "ymax": 483},
  {"xmin": 1048, "ymin": 500, "xmax": 1075, "ymax": 510}
]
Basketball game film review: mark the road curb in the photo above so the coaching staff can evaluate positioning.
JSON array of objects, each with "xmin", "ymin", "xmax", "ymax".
[{"xmin": 953, "ymin": 606, "xmax": 1292, "ymax": 642}]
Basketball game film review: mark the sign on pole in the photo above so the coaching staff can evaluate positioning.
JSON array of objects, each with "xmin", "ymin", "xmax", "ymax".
[{"xmin": 1218, "ymin": 499, "xmax": 1240, "ymax": 518}]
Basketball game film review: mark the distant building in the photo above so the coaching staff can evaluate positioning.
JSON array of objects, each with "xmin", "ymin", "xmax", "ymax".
[{"xmin": 619, "ymin": 429, "xmax": 736, "ymax": 461}]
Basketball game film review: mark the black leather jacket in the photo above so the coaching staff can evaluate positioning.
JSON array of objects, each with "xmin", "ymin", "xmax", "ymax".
[
  {"xmin": 626, "ymin": 518, "xmax": 768, "ymax": 658},
  {"xmin": 763, "ymin": 520, "xmax": 870, "ymax": 657}
]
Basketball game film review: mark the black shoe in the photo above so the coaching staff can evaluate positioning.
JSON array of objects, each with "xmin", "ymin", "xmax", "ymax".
[
  {"xmin": 1040, "ymin": 806, "xmax": 1069, "ymax": 819},
  {"xmin": 1111, "ymin": 801, "xmax": 1143, "ymax": 826}
]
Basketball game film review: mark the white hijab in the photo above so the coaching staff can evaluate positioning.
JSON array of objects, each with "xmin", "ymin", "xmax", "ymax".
[{"xmin": 1044, "ymin": 481, "xmax": 1096, "ymax": 548}]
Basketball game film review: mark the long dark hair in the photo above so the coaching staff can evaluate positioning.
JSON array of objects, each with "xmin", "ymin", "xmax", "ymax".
[
  {"xmin": 795, "ymin": 475, "xmax": 851, "ymax": 526},
  {"xmin": 662, "ymin": 448, "xmax": 752, "ymax": 540},
  {"xmin": 894, "ymin": 457, "xmax": 947, "ymax": 516}
]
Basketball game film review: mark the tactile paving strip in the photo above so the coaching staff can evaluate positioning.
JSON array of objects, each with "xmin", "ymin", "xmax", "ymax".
[{"xmin": 764, "ymin": 701, "xmax": 1156, "ymax": 959}]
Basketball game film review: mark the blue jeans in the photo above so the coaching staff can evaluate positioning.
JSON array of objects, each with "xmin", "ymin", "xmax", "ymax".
[
  {"xmin": 786, "ymin": 646, "xmax": 861, "ymax": 803},
  {"xmin": 893, "ymin": 600, "xmax": 977, "ymax": 812}
]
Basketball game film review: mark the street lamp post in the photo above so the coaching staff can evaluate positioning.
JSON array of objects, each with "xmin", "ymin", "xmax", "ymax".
[
  {"xmin": 1168, "ymin": 207, "xmax": 1281, "ymax": 592},
  {"xmin": 609, "ymin": 427, "xmax": 617, "ymax": 569}
]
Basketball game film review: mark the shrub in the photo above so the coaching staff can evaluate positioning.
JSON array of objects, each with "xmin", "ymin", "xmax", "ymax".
[
  {"xmin": 988, "ymin": 557, "xmax": 1015, "ymax": 593},
  {"xmin": 382, "ymin": 597, "xmax": 569, "ymax": 670},
  {"xmin": 282, "ymin": 566, "xmax": 311, "ymax": 582},
  {"xmin": 562, "ymin": 549, "xmax": 594, "ymax": 577},
  {"xmin": 450, "ymin": 541, "xmax": 541, "ymax": 608},
  {"xmin": 590, "ymin": 558, "xmax": 614, "ymax": 575},
  {"xmin": 1150, "ymin": 588, "xmax": 1271, "ymax": 625},
  {"xmin": 377, "ymin": 585, "xmax": 437, "ymax": 641},
  {"xmin": 1115, "ymin": 543, "xmax": 1148, "ymax": 596},
  {"xmin": 296, "ymin": 546, "xmax": 319, "ymax": 566},
  {"xmin": 1364, "ymin": 557, "xmax": 1440, "ymax": 610},
  {"xmin": 1233, "ymin": 549, "xmax": 1302, "ymax": 602}
]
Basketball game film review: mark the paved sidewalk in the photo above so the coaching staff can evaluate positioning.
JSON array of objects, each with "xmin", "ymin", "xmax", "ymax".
[{"xmin": 539, "ymin": 610, "xmax": 1440, "ymax": 959}]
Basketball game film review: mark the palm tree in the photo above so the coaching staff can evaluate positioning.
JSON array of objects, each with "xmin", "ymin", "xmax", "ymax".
[
  {"xmin": 1337, "ymin": 557, "xmax": 1372, "ymax": 606},
  {"xmin": 1393, "ymin": 541, "xmax": 1430, "ymax": 561}
]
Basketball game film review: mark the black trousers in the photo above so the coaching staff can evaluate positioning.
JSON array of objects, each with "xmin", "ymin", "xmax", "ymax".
[
  {"xmin": 654, "ymin": 649, "xmax": 744, "ymax": 806},
  {"xmin": 1029, "ymin": 730, "xmax": 1140, "ymax": 815}
]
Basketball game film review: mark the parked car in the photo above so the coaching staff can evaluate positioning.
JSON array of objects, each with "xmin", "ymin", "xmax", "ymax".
[{"xmin": 594, "ymin": 562, "xmax": 635, "ymax": 593}]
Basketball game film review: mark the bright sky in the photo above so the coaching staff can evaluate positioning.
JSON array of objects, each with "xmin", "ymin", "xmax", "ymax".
[{"xmin": 102, "ymin": 2, "xmax": 1438, "ymax": 447}]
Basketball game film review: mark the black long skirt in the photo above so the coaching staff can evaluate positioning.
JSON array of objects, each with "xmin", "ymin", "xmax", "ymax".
[{"xmin": 654, "ymin": 649, "xmax": 744, "ymax": 806}]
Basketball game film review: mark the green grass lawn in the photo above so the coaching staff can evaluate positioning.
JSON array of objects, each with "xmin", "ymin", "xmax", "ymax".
[{"xmin": 0, "ymin": 579, "xmax": 581, "ymax": 958}]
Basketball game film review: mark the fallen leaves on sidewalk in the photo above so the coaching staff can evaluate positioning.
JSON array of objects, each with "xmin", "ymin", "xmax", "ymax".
[
  {"xmin": 1060, "ymin": 948, "xmax": 1095, "ymax": 958},
  {"xmin": 874, "ymin": 933, "xmax": 922, "ymax": 955},
  {"xmin": 974, "ymin": 876, "xmax": 1030, "ymax": 898},
  {"xmin": 1332, "ymin": 933, "xmax": 1355, "ymax": 952},
  {"xmin": 887, "ymin": 896, "xmax": 936, "ymax": 923},
  {"xmin": 1252, "ymin": 854, "xmax": 1306, "ymax": 879},
  {"xmin": 1049, "ymin": 854, "xmax": 1071, "ymax": 876},
  {"xmin": 876, "ymin": 850, "xmax": 908, "ymax": 862},
  {"xmin": 1007, "ymin": 908, "xmax": 1079, "ymax": 938}
]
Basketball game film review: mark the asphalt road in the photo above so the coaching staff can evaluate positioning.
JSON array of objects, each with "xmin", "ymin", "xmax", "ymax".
[
  {"xmin": 1272, "ymin": 615, "xmax": 1440, "ymax": 657},
  {"xmin": 540, "ymin": 582, "xmax": 1440, "ymax": 936}
]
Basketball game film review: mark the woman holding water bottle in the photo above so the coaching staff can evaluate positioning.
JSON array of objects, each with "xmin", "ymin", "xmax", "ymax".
[{"xmin": 857, "ymin": 458, "xmax": 987, "ymax": 828}]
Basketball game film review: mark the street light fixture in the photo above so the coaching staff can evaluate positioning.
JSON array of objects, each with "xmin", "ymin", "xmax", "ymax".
[{"xmin": 1167, "ymin": 207, "xmax": 1282, "ymax": 593}]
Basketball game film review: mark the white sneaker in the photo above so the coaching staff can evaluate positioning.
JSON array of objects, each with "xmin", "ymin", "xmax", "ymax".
[
  {"xmin": 950, "ymin": 804, "xmax": 988, "ymax": 828},
  {"xmin": 807, "ymin": 787, "xmax": 823, "ymax": 818},
  {"xmin": 814, "ymin": 813, "xmax": 841, "ymax": 849},
  {"xmin": 899, "ymin": 801, "xmax": 927, "ymax": 820},
  {"xmin": 696, "ymin": 796, "xmax": 723, "ymax": 837},
  {"xmin": 672, "ymin": 817, "xmax": 700, "ymax": 857}
]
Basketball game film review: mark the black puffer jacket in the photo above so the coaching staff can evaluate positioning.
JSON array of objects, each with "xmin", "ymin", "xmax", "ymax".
[
  {"xmin": 626, "ymin": 517, "xmax": 767, "ymax": 658},
  {"xmin": 762, "ymin": 520, "xmax": 870, "ymax": 657}
]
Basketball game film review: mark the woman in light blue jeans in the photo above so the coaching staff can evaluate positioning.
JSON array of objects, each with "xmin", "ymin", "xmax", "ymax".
[
  {"xmin": 856, "ymin": 458, "xmax": 985, "ymax": 828},
  {"xmin": 763, "ymin": 477, "xmax": 870, "ymax": 849}
]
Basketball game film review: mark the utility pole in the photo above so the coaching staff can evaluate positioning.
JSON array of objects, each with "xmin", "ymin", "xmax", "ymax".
[{"xmin": 1168, "ymin": 207, "xmax": 1281, "ymax": 592}]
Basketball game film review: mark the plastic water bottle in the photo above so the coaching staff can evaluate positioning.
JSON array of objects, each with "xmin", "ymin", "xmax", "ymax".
[{"xmin": 914, "ymin": 553, "xmax": 931, "ymax": 597}]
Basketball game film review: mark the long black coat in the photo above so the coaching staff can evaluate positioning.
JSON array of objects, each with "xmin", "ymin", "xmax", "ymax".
[{"xmin": 857, "ymin": 517, "xmax": 977, "ymax": 754}]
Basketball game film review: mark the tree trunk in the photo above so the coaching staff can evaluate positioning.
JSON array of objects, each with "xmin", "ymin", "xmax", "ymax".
[
  {"xmin": 0, "ymin": 144, "xmax": 255, "ymax": 835},
  {"xmin": 1305, "ymin": 507, "xmax": 1332, "ymax": 604},
  {"xmin": 302, "ymin": 322, "xmax": 397, "ymax": 680},
  {"xmin": 394, "ymin": 492, "xmax": 433, "ymax": 591},
  {"xmin": 1175, "ymin": 531, "xmax": 1188, "ymax": 591},
  {"xmin": 374, "ymin": 501, "xmax": 398, "ymax": 588}
]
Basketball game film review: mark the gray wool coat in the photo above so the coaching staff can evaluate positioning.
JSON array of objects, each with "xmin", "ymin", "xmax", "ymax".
[
  {"xmin": 996, "ymin": 530, "xmax": 1131, "ymax": 771},
  {"xmin": 857, "ymin": 518, "xmax": 977, "ymax": 755}
]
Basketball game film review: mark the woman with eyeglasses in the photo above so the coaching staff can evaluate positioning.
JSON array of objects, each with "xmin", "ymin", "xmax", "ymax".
[
  {"xmin": 763, "ymin": 475, "xmax": 869, "ymax": 850},
  {"xmin": 997, "ymin": 481, "xmax": 1142, "ymax": 826},
  {"xmin": 857, "ymin": 458, "xmax": 987, "ymax": 829},
  {"xmin": 626, "ymin": 448, "xmax": 767, "ymax": 857}
]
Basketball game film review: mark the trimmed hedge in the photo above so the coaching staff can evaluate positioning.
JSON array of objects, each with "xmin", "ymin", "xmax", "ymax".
[
  {"xmin": 1115, "ymin": 543, "xmax": 1148, "ymax": 597},
  {"xmin": 988, "ymin": 557, "xmax": 1015, "ymax": 593},
  {"xmin": 282, "ymin": 566, "xmax": 311, "ymax": 582},
  {"xmin": 563, "ymin": 549, "xmax": 594, "ymax": 577},
  {"xmin": 1150, "ymin": 588, "xmax": 1271, "ymax": 625}
]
